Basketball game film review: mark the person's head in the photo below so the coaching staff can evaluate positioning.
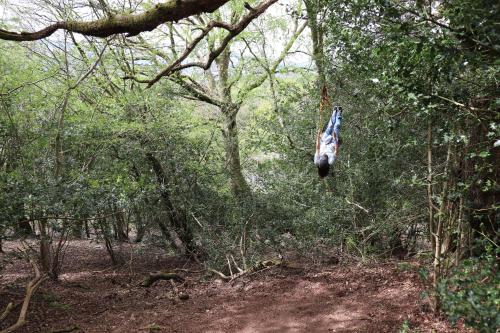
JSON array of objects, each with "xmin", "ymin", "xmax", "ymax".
[{"xmin": 317, "ymin": 155, "xmax": 330, "ymax": 178}]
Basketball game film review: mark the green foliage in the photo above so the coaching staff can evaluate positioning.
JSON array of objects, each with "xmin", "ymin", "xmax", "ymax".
[
  {"xmin": 399, "ymin": 320, "xmax": 420, "ymax": 333},
  {"xmin": 438, "ymin": 246, "xmax": 500, "ymax": 332},
  {"xmin": 0, "ymin": 2, "xmax": 497, "ymax": 316}
]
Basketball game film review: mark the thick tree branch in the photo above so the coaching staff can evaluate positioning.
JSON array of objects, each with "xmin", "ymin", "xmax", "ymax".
[
  {"xmin": 147, "ymin": 0, "xmax": 278, "ymax": 87},
  {"xmin": 0, "ymin": 0, "xmax": 229, "ymax": 41}
]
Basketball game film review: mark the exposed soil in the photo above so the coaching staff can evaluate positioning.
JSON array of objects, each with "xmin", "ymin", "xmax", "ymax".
[{"xmin": 0, "ymin": 240, "xmax": 469, "ymax": 333}]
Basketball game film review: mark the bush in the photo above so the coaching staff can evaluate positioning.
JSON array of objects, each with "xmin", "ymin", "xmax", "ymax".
[{"xmin": 438, "ymin": 246, "xmax": 499, "ymax": 332}]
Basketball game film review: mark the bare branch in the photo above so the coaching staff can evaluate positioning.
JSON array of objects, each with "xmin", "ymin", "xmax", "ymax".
[
  {"xmin": 171, "ymin": 75, "xmax": 223, "ymax": 107},
  {"xmin": 147, "ymin": 0, "xmax": 278, "ymax": 87},
  {"xmin": 237, "ymin": 20, "xmax": 307, "ymax": 103},
  {"xmin": 70, "ymin": 42, "xmax": 109, "ymax": 89},
  {"xmin": 0, "ymin": 73, "xmax": 58, "ymax": 97}
]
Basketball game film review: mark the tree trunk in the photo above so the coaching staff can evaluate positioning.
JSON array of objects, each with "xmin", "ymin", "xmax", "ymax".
[
  {"xmin": 114, "ymin": 206, "xmax": 129, "ymax": 242},
  {"xmin": 216, "ymin": 48, "xmax": 250, "ymax": 197},
  {"xmin": 304, "ymin": 0, "xmax": 326, "ymax": 89},
  {"xmin": 221, "ymin": 105, "xmax": 250, "ymax": 197},
  {"xmin": 157, "ymin": 216, "xmax": 186, "ymax": 254},
  {"xmin": 463, "ymin": 119, "xmax": 499, "ymax": 251},
  {"xmin": 427, "ymin": 121, "xmax": 436, "ymax": 251},
  {"xmin": 38, "ymin": 219, "xmax": 51, "ymax": 274},
  {"xmin": 135, "ymin": 209, "xmax": 146, "ymax": 243},
  {"xmin": 99, "ymin": 217, "xmax": 124, "ymax": 266},
  {"xmin": 72, "ymin": 219, "xmax": 84, "ymax": 238},
  {"xmin": 84, "ymin": 220, "xmax": 91, "ymax": 238},
  {"xmin": 145, "ymin": 152, "xmax": 194, "ymax": 254},
  {"xmin": 17, "ymin": 204, "xmax": 33, "ymax": 236}
]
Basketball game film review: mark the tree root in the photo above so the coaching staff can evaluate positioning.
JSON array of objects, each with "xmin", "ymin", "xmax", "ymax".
[{"xmin": 140, "ymin": 272, "xmax": 184, "ymax": 287}]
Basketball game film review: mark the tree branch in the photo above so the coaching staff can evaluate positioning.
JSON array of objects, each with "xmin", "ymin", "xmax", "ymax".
[
  {"xmin": 146, "ymin": 0, "xmax": 278, "ymax": 87},
  {"xmin": 0, "ymin": 0, "xmax": 229, "ymax": 41},
  {"xmin": 237, "ymin": 20, "xmax": 307, "ymax": 103},
  {"xmin": 171, "ymin": 75, "xmax": 223, "ymax": 107}
]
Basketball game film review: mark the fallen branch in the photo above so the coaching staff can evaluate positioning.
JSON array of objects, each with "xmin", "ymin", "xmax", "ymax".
[
  {"xmin": 0, "ymin": 258, "xmax": 46, "ymax": 333},
  {"xmin": 0, "ymin": 303, "xmax": 13, "ymax": 323},
  {"xmin": 345, "ymin": 198, "xmax": 370, "ymax": 214},
  {"xmin": 140, "ymin": 272, "xmax": 184, "ymax": 287},
  {"xmin": 49, "ymin": 325, "xmax": 79, "ymax": 333},
  {"xmin": 210, "ymin": 258, "xmax": 282, "ymax": 282}
]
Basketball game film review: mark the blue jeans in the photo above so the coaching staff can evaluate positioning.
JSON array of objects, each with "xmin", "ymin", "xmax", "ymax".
[{"xmin": 322, "ymin": 107, "xmax": 342, "ymax": 144}]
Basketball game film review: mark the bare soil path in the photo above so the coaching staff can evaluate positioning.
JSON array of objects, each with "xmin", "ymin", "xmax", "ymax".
[{"xmin": 0, "ymin": 240, "xmax": 467, "ymax": 333}]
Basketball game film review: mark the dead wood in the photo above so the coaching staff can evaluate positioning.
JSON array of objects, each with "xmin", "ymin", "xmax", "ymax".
[
  {"xmin": 210, "ymin": 258, "xmax": 282, "ymax": 282},
  {"xmin": 49, "ymin": 325, "xmax": 79, "ymax": 333},
  {"xmin": 0, "ymin": 303, "xmax": 13, "ymax": 323},
  {"xmin": 140, "ymin": 272, "xmax": 184, "ymax": 287},
  {"xmin": 0, "ymin": 257, "xmax": 46, "ymax": 333}
]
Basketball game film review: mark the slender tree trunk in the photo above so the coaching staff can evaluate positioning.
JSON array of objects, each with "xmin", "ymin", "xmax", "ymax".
[
  {"xmin": 145, "ymin": 152, "xmax": 194, "ymax": 254},
  {"xmin": 49, "ymin": 223, "xmax": 68, "ymax": 280},
  {"xmin": 135, "ymin": 209, "xmax": 146, "ymax": 243},
  {"xmin": 221, "ymin": 105, "xmax": 250, "ymax": 197},
  {"xmin": 99, "ymin": 217, "xmax": 124, "ymax": 266},
  {"xmin": 38, "ymin": 219, "xmax": 51, "ymax": 274},
  {"xmin": 72, "ymin": 219, "xmax": 84, "ymax": 238},
  {"xmin": 113, "ymin": 205, "xmax": 129, "ymax": 242},
  {"xmin": 427, "ymin": 122, "xmax": 436, "ymax": 251},
  {"xmin": 84, "ymin": 220, "xmax": 91, "ymax": 238},
  {"xmin": 54, "ymin": 92, "xmax": 70, "ymax": 180},
  {"xmin": 16, "ymin": 204, "xmax": 33, "ymax": 236},
  {"xmin": 432, "ymin": 139, "xmax": 453, "ymax": 313}
]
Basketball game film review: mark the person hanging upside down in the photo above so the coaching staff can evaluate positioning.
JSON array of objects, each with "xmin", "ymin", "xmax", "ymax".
[{"xmin": 314, "ymin": 106, "xmax": 342, "ymax": 178}]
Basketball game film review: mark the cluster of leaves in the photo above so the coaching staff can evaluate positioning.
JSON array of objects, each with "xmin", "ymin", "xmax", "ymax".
[{"xmin": 438, "ymin": 245, "xmax": 499, "ymax": 332}]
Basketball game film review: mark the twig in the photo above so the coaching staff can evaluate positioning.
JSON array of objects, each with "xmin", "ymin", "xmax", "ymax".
[
  {"xmin": 345, "ymin": 198, "xmax": 370, "ymax": 214},
  {"xmin": 0, "ymin": 73, "xmax": 58, "ymax": 96},
  {"xmin": 190, "ymin": 213, "xmax": 204, "ymax": 228}
]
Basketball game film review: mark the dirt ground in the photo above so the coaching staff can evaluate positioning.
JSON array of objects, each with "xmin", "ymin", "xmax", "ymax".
[{"xmin": 1, "ymin": 240, "xmax": 470, "ymax": 333}]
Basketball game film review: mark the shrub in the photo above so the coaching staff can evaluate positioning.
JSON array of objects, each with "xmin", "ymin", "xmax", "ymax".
[{"xmin": 438, "ymin": 246, "xmax": 499, "ymax": 332}]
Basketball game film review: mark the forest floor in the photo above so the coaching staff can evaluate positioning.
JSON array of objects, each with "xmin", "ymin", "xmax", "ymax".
[{"xmin": 0, "ymin": 240, "xmax": 470, "ymax": 333}]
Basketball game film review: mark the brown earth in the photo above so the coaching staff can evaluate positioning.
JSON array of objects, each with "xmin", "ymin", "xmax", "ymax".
[{"xmin": 0, "ymin": 240, "xmax": 469, "ymax": 333}]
